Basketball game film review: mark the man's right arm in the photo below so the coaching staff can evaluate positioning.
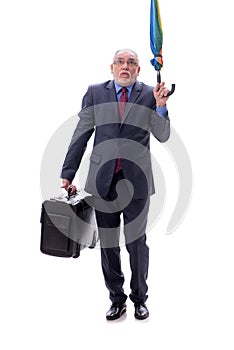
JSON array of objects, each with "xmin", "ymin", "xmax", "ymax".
[{"xmin": 60, "ymin": 87, "xmax": 95, "ymax": 188}]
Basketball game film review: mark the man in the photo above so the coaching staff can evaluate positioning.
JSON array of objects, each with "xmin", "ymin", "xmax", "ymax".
[{"xmin": 61, "ymin": 49, "xmax": 171, "ymax": 320}]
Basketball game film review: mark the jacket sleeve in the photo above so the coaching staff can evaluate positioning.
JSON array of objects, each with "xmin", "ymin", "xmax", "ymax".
[
  {"xmin": 141, "ymin": 83, "xmax": 170, "ymax": 143},
  {"xmin": 150, "ymin": 110, "xmax": 170, "ymax": 143},
  {"xmin": 60, "ymin": 87, "xmax": 95, "ymax": 182}
]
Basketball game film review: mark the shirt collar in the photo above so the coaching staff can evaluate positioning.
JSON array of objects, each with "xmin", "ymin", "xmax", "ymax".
[{"xmin": 114, "ymin": 81, "xmax": 134, "ymax": 94}]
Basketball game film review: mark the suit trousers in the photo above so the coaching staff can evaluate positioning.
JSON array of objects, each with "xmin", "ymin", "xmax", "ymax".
[{"xmin": 94, "ymin": 169, "xmax": 150, "ymax": 304}]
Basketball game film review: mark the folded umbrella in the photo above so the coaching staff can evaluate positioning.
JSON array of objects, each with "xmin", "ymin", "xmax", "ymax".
[{"xmin": 150, "ymin": 0, "xmax": 175, "ymax": 96}]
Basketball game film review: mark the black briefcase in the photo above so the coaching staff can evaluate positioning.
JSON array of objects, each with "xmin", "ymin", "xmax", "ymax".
[{"xmin": 40, "ymin": 190, "xmax": 98, "ymax": 258}]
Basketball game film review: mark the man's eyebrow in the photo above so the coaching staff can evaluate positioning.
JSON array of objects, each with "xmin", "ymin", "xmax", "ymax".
[{"xmin": 115, "ymin": 57, "xmax": 137, "ymax": 61}]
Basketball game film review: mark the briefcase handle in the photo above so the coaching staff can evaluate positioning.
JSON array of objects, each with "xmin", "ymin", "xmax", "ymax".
[
  {"xmin": 67, "ymin": 185, "xmax": 77, "ymax": 199},
  {"xmin": 66, "ymin": 186, "xmax": 88, "ymax": 214}
]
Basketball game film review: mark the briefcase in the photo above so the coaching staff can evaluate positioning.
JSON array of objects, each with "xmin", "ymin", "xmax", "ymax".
[{"xmin": 40, "ymin": 190, "xmax": 98, "ymax": 258}]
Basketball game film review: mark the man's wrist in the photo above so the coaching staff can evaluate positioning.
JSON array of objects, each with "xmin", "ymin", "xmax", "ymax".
[{"xmin": 156, "ymin": 104, "xmax": 168, "ymax": 118}]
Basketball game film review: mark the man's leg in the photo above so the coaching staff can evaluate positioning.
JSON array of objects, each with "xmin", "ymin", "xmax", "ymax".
[
  {"xmin": 126, "ymin": 234, "xmax": 149, "ymax": 304},
  {"xmin": 94, "ymin": 170, "xmax": 128, "ymax": 304},
  {"xmin": 123, "ymin": 197, "xmax": 150, "ymax": 304}
]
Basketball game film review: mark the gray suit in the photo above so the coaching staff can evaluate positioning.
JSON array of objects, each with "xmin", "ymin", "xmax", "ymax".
[{"xmin": 61, "ymin": 80, "xmax": 170, "ymax": 304}]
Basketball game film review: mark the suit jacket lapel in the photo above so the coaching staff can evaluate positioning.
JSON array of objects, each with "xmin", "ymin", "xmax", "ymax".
[
  {"xmin": 105, "ymin": 80, "xmax": 117, "ymax": 102},
  {"xmin": 105, "ymin": 80, "xmax": 120, "ymax": 123},
  {"xmin": 128, "ymin": 81, "xmax": 142, "ymax": 103},
  {"xmin": 105, "ymin": 80, "xmax": 143, "ymax": 125},
  {"xmin": 121, "ymin": 81, "xmax": 142, "ymax": 124}
]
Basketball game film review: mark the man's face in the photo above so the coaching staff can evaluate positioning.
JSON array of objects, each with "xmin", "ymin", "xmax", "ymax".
[{"xmin": 110, "ymin": 50, "xmax": 140, "ymax": 87}]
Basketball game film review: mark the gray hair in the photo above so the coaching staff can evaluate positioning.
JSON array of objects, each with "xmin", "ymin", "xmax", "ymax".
[{"xmin": 113, "ymin": 49, "xmax": 139, "ymax": 60}]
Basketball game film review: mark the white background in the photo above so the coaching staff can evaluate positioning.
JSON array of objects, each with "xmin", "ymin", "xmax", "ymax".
[{"xmin": 1, "ymin": 0, "xmax": 234, "ymax": 349}]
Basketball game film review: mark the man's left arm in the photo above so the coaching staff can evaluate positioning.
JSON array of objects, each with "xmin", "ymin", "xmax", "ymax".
[{"xmin": 150, "ymin": 82, "xmax": 171, "ymax": 143}]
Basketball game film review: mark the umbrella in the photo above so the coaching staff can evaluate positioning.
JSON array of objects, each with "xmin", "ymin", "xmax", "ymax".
[{"xmin": 150, "ymin": 0, "xmax": 175, "ymax": 96}]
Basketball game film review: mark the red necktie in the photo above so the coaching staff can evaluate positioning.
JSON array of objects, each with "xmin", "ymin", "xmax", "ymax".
[
  {"xmin": 115, "ymin": 87, "xmax": 128, "ymax": 173},
  {"xmin": 118, "ymin": 87, "xmax": 128, "ymax": 118}
]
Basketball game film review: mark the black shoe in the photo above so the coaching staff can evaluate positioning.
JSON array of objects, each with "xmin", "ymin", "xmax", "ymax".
[
  {"xmin": 134, "ymin": 303, "xmax": 149, "ymax": 320},
  {"xmin": 106, "ymin": 303, "xmax": 127, "ymax": 321}
]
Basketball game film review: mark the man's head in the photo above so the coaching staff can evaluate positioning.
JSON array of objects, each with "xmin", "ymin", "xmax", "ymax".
[{"xmin": 111, "ymin": 49, "xmax": 140, "ymax": 87}]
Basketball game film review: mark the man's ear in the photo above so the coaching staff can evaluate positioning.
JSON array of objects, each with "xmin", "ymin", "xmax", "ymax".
[
  {"xmin": 110, "ymin": 64, "xmax": 114, "ymax": 74},
  {"xmin": 137, "ymin": 66, "xmax": 141, "ymax": 75}
]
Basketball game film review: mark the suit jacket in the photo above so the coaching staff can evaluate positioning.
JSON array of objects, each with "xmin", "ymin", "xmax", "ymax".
[{"xmin": 61, "ymin": 80, "xmax": 170, "ymax": 199}]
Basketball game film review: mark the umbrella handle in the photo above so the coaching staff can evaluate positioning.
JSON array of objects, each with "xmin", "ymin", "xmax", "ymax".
[
  {"xmin": 157, "ymin": 71, "xmax": 175, "ymax": 97},
  {"xmin": 166, "ymin": 83, "xmax": 175, "ymax": 97}
]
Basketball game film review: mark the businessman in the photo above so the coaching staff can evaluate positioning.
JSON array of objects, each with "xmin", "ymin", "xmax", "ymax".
[{"xmin": 61, "ymin": 49, "xmax": 171, "ymax": 320}]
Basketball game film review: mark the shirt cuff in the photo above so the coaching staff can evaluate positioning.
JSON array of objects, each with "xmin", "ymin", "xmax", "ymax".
[{"xmin": 156, "ymin": 105, "xmax": 168, "ymax": 117}]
